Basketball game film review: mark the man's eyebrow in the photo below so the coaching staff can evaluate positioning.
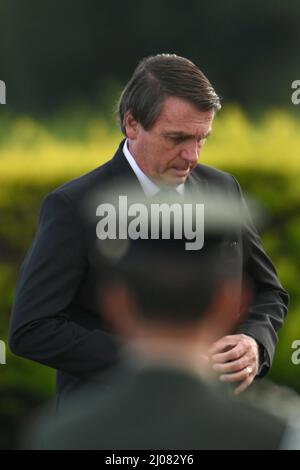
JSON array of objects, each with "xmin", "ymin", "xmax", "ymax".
[{"xmin": 163, "ymin": 130, "xmax": 212, "ymax": 139}]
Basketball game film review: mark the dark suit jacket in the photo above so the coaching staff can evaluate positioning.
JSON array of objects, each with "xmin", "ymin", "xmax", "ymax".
[
  {"xmin": 9, "ymin": 141, "xmax": 289, "ymax": 402},
  {"xmin": 30, "ymin": 363, "xmax": 286, "ymax": 450}
]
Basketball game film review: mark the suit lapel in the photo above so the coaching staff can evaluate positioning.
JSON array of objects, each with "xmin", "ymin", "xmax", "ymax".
[{"xmin": 185, "ymin": 165, "xmax": 208, "ymax": 198}]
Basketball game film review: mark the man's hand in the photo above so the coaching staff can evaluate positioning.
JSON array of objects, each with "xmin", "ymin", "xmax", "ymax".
[{"xmin": 208, "ymin": 334, "xmax": 259, "ymax": 395}]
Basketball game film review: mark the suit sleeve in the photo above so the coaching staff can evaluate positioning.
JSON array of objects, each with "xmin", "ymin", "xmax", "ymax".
[
  {"xmin": 9, "ymin": 191, "xmax": 121, "ymax": 377},
  {"xmin": 233, "ymin": 178, "xmax": 289, "ymax": 376}
]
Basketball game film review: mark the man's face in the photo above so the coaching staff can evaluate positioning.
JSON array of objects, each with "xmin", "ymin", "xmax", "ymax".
[{"xmin": 125, "ymin": 96, "xmax": 215, "ymax": 186}]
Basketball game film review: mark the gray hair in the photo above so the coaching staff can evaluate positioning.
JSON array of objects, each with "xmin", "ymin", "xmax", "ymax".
[{"xmin": 117, "ymin": 53, "xmax": 221, "ymax": 135}]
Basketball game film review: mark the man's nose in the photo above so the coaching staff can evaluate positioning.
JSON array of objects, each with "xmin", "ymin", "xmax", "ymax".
[{"xmin": 179, "ymin": 140, "xmax": 199, "ymax": 163}]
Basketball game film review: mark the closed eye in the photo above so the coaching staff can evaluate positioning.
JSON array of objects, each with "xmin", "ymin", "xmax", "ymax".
[
  {"xmin": 169, "ymin": 136, "xmax": 187, "ymax": 144},
  {"xmin": 165, "ymin": 134, "xmax": 211, "ymax": 145}
]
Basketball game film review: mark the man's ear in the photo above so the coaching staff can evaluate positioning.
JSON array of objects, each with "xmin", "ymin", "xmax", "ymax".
[
  {"xmin": 205, "ymin": 280, "xmax": 252, "ymax": 339},
  {"xmin": 99, "ymin": 281, "xmax": 141, "ymax": 338},
  {"xmin": 124, "ymin": 112, "xmax": 139, "ymax": 140}
]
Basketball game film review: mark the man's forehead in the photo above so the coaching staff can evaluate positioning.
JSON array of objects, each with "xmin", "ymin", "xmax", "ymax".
[{"xmin": 156, "ymin": 96, "xmax": 215, "ymax": 129}]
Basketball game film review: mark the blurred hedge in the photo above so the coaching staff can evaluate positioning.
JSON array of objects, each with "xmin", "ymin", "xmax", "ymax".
[{"xmin": 0, "ymin": 107, "xmax": 300, "ymax": 446}]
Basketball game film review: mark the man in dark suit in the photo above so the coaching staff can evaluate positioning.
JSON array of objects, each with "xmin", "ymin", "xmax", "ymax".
[
  {"xmin": 29, "ymin": 224, "xmax": 288, "ymax": 450},
  {"xmin": 9, "ymin": 54, "xmax": 288, "ymax": 405}
]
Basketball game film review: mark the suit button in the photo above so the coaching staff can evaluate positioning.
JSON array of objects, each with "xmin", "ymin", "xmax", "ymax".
[{"xmin": 230, "ymin": 241, "xmax": 238, "ymax": 247}]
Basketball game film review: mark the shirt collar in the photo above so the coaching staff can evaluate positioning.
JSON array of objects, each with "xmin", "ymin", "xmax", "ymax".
[{"xmin": 123, "ymin": 139, "xmax": 185, "ymax": 197}]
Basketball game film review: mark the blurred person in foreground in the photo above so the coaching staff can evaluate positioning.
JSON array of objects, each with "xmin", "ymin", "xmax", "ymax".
[
  {"xmin": 10, "ymin": 54, "xmax": 288, "ymax": 405},
  {"xmin": 28, "ymin": 210, "xmax": 292, "ymax": 450}
]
